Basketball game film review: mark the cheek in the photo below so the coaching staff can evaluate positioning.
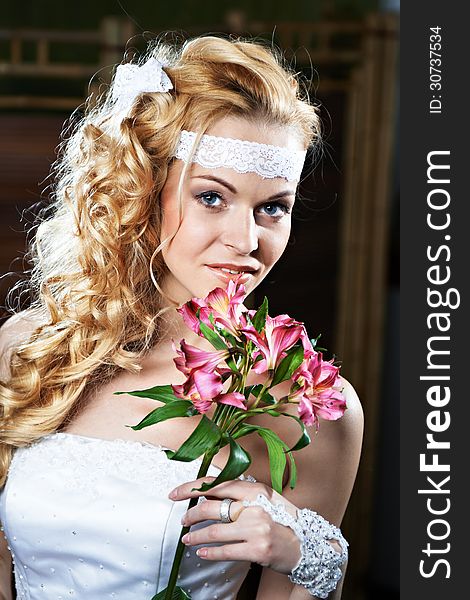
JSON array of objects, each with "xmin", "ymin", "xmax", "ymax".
[
  {"xmin": 160, "ymin": 195, "xmax": 179, "ymax": 242},
  {"xmin": 161, "ymin": 208, "xmax": 218, "ymax": 263},
  {"xmin": 260, "ymin": 224, "xmax": 291, "ymax": 266}
]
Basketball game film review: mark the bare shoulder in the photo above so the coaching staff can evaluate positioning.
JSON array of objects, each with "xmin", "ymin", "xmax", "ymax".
[
  {"xmin": 337, "ymin": 375, "xmax": 364, "ymax": 436},
  {"xmin": 0, "ymin": 310, "xmax": 43, "ymax": 380}
]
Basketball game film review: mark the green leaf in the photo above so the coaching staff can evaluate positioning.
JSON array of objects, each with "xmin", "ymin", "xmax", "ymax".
[
  {"xmin": 197, "ymin": 435, "xmax": 252, "ymax": 492},
  {"xmin": 216, "ymin": 327, "xmax": 239, "ymax": 348},
  {"xmin": 231, "ymin": 424, "xmax": 287, "ymax": 494},
  {"xmin": 114, "ymin": 384, "xmax": 178, "ymax": 404},
  {"xmin": 152, "ymin": 585, "xmax": 191, "ymax": 599},
  {"xmin": 286, "ymin": 449, "xmax": 298, "ymax": 489},
  {"xmin": 130, "ymin": 400, "xmax": 197, "ymax": 431},
  {"xmin": 231, "ymin": 423, "xmax": 262, "ymax": 440},
  {"xmin": 252, "ymin": 296, "xmax": 269, "ymax": 333},
  {"xmin": 271, "ymin": 345, "xmax": 305, "ymax": 388},
  {"xmin": 257, "ymin": 428, "xmax": 287, "ymax": 494},
  {"xmin": 199, "ymin": 320, "xmax": 228, "ymax": 351},
  {"xmin": 165, "ymin": 416, "xmax": 222, "ymax": 462},
  {"xmin": 243, "ymin": 385, "xmax": 256, "ymax": 400},
  {"xmin": 225, "ymin": 354, "xmax": 240, "ymax": 374},
  {"xmin": 249, "ymin": 383, "xmax": 276, "ymax": 405},
  {"xmin": 233, "ymin": 423, "xmax": 298, "ymax": 491},
  {"xmin": 280, "ymin": 412, "xmax": 311, "ymax": 452}
]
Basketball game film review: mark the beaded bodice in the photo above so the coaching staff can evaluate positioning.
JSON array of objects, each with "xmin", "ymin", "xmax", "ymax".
[{"xmin": 0, "ymin": 433, "xmax": 252, "ymax": 599}]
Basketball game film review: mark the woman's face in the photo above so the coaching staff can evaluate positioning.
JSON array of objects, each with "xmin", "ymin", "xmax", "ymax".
[{"xmin": 159, "ymin": 117, "xmax": 304, "ymax": 304}]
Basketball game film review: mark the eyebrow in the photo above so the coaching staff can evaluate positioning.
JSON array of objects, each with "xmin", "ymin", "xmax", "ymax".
[{"xmin": 191, "ymin": 174, "xmax": 296, "ymax": 201}]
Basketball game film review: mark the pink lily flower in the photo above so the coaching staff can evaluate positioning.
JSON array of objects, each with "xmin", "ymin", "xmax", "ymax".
[
  {"xmin": 172, "ymin": 368, "xmax": 247, "ymax": 414},
  {"xmin": 204, "ymin": 280, "xmax": 247, "ymax": 337},
  {"xmin": 176, "ymin": 298, "xmax": 212, "ymax": 336},
  {"xmin": 177, "ymin": 278, "xmax": 248, "ymax": 339},
  {"xmin": 298, "ymin": 388, "xmax": 347, "ymax": 428},
  {"xmin": 173, "ymin": 340, "xmax": 230, "ymax": 375},
  {"xmin": 289, "ymin": 352, "xmax": 346, "ymax": 428},
  {"xmin": 243, "ymin": 314, "xmax": 304, "ymax": 374},
  {"xmin": 172, "ymin": 368, "xmax": 224, "ymax": 413}
]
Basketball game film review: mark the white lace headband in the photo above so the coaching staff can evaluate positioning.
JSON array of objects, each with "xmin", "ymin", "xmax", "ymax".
[
  {"xmin": 110, "ymin": 57, "xmax": 307, "ymax": 181},
  {"xmin": 173, "ymin": 131, "xmax": 307, "ymax": 182}
]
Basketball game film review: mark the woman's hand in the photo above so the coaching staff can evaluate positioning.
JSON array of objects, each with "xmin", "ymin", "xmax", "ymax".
[{"xmin": 168, "ymin": 476, "xmax": 301, "ymax": 574}]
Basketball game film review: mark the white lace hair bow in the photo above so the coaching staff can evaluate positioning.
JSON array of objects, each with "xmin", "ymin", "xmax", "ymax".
[{"xmin": 111, "ymin": 56, "xmax": 173, "ymax": 114}]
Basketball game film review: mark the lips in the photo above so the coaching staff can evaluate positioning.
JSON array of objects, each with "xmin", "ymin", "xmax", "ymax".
[
  {"xmin": 206, "ymin": 264, "xmax": 258, "ymax": 284},
  {"xmin": 206, "ymin": 263, "xmax": 259, "ymax": 274}
]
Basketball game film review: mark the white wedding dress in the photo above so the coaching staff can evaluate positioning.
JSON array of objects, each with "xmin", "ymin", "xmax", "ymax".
[{"xmin": 0, "ymin": 433, "xmax": 253, "ymax": 600}]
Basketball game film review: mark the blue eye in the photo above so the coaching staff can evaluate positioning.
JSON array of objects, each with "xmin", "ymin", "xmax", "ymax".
[
  {"xmin": 260, "ymin": 202, "xmax": 291, "ymax": 219},
  {"xmin": 195, "ymin": 191, "xmax": 223, "ymax": 208}
]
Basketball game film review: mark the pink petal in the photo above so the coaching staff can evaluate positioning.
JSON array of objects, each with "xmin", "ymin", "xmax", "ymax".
[
  {"xmin": 226, "ymin": 277, "xmax": 246, "ymax": 301},
  {"xmin": 314, "ymin": 390, "xmax": 347, "ymax": 420},
  {"xmin": 292, "ymin": 360, "xmax": 314, "ymax": 385},
  {"xmin": 176, "ymin": 300, "xmax": 204, "ymax": 334},
  {"xmin": 206, "ymin": 287, "xmax": 229, "ymax": 315},
  {"xmin": 171, "ymin": 383, "xmax": 186, "ymax": 399},
  {"xmin": 252, "ymin": 357, "xmax": 269, "ymax": 375},
  {"xmin": 271, "ymin": 314, "xmax": 297, "ymax": 326},
  {"xmin": 180, "ymin": 340, "xmax": 228, "ymax": 372},
  {"xmin": 241, "ymin": 327, "xmax": 270, "ymax": 358},
  {"xmin": 191, "ymin": 396, "xmax": 213, "ymax": 413},
  {"xmin": 213, "ymin": 314, "xmax": 241, "ymax": 338},
  {"xmin": 191, "ymin": 368, "xmax": 223, "ymax": 401},
  {"xmin": 315, "ymin": 360, "xmax": 340, "ymax": 389},
  {"xmin": 269, "ymin": 325, "xmax": 303, "ymax": 365},
  {"xmin": 300, "ymin": 327, "xmax": 316, "ymax": 358},
  {"xmin": 216, "ymin": 392, "xmax": 247, "ymax": 410},
  {"xmin": 298, "ymin": 397, "xmax": 317, "ymax": 428}
]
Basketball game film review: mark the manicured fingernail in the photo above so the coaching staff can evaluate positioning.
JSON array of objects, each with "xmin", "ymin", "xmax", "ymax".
[
  {"xmin": 181, "ymin": 514, "xmax": 187, "ymax": 525},
  {"xmin": 168, "ymin": 489, "xmax": 177, "ymax": 499},
  {"xmin": 181, "ymin": 533, "xmax": 190, "ymax": 544},
  {"xmin": 196, "ymin": 548, "xmax": 207, "ymax": 557}
]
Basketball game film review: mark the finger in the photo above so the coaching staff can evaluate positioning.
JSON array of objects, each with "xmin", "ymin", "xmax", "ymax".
[
  {"xmin": 170, "ymin": 478, "xmax": 271, "ymax": 502},
  {"xmin": 194, "ymin": 542, "xmax": 253, "ymax": 562},
  {"xmin": 182, "ymin": 500, "xmax": 245, "ymax": 526},
  {"xmin": 168, "ymin": 476, "xmax": 217, "ymax": 500},
  {"xmin": 182, "ymin": 522, "xmax": 249, "ymax": 546}
]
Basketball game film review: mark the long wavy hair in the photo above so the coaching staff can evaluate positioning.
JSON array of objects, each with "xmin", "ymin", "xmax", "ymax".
[{"xmin": 0, "ymin": 34, "xmax": 321, "ymax": 485}]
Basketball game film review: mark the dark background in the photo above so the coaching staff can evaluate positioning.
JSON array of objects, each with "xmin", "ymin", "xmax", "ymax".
[{"xmin": 0, "ymin": 1, "xmax": 399, "ymax": 598}]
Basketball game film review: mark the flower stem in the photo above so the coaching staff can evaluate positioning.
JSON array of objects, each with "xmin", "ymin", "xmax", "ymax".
[{"xmin": 162, "ymin": 449, "xmax": 216, "ymax": 600}]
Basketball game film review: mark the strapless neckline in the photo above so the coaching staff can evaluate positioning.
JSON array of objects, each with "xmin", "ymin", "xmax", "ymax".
[{"xmin": 49, "ymin": 431, "xmax": 224, "ymax": 471}]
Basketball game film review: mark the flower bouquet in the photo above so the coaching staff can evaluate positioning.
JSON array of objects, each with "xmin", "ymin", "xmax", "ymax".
[{"xmin": 117, "ymin": 278, "xmax": 346, "ymax": 600}]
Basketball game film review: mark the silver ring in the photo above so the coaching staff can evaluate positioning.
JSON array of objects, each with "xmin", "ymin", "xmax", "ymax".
[{"xmin": 219, "ymin": 498, "xmax": 234, "ymax": 523}]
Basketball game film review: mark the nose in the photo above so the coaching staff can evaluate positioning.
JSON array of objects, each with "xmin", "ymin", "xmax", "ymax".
[{"xmin": 222, "ymin": 209, "xmax": 259, "ymax": 255}]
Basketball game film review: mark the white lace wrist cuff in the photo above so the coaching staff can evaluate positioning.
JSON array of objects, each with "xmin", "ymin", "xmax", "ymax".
[{"xmin": 243, "ymin": 493, "xmax": 348, "ymax": 598}]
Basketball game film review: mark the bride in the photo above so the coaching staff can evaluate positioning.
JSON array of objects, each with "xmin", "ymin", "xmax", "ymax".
[{"xmin": 0, "ymin": 35, "xmax": 363, "ymax": 599}]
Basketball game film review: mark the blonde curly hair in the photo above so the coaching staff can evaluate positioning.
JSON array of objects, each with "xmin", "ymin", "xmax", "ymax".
[{"xmin": 0, "ymin": 34, "xmax": 321, "ymax": 485}]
